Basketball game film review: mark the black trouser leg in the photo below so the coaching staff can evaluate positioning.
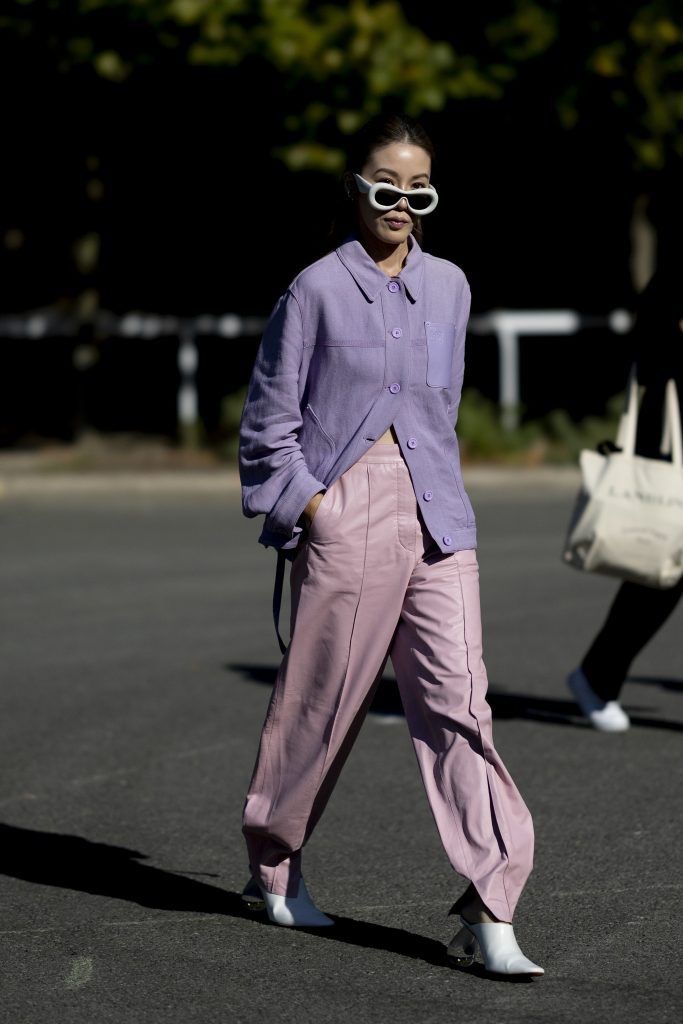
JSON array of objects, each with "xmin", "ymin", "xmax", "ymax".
[{"xmin": 581, "ymin": 579, "xmax": 683, "ymax": 702}]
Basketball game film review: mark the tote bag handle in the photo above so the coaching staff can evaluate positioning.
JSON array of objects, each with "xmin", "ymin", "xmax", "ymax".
[
  {"xmin": 661, "ymin": 378, "xmax": 683, "ymax": 467},
  {"xmin": 615, "ymin": 366, "xmax": 682, "ymax": 467},
  {"xmin": 615, "ymin": 366, "xmax": 640, "ymax": 455}
]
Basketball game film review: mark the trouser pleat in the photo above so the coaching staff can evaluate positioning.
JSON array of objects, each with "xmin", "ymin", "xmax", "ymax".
[{"xmin": 390, "ymin": 546, "xmax": 532, "ymax": 920}]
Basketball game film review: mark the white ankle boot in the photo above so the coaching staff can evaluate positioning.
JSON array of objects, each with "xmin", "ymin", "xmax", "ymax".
[
  {"xmin": 243, "ymin": 876, "xmax": 334, "ymax": 927},
  {"xmin": 567, "ymin": 668, "xmax": 630, "ymax": 732},
  {"xmin": 448, "ymin": 918, "xmax": 544, "ymax": 976}
]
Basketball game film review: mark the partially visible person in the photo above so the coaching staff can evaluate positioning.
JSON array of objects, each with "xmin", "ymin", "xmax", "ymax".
[{"xmin": 567, "ymin": 264, "xmax": 683, "ymax": 731}]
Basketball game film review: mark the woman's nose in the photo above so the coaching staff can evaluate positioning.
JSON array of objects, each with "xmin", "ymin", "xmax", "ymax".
[{"xmin": 396, "ymin": 196, "xmax": 409, "ymax": 210}]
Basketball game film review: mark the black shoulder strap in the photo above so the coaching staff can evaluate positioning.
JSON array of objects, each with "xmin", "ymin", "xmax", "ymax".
[{"xmin": 272, "ymin": 550, "xmax": 289, "ymax": 655}]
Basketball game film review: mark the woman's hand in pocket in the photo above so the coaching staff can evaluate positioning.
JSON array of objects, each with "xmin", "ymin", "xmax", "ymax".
[{"xmin": 303, "ymin": 491, "xmax": 325, "ymax": 528}]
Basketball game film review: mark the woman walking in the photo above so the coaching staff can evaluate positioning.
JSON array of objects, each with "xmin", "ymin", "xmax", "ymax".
[
  {"xmin": 238, "ymin": 114, "xmax": 543, "ymax": 976},
  {"xmin": 567, "ymin": 264, "xmax": 683, "ymax": 731}
]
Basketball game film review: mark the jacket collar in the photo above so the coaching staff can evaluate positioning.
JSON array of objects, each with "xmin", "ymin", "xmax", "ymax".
[{"xmin": 336, "ymin": 234, "xmax": 424, "ymax": 303}]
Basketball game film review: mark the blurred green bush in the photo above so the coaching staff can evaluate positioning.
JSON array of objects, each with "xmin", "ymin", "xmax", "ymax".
[{"xmin": 457, "ymin": 388, "xmax": 625, "ymax": 465}]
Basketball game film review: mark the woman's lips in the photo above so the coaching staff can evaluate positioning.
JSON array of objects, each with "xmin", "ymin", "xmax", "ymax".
[{"xmin": 385, "ymin": 218, "xmax": 410, "ymax": 229}]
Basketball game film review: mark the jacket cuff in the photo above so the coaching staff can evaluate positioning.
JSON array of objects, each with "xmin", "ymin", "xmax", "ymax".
[
  {"xmin": 265, "ymin": 470, "xmax": 326, "ymax": 541},
  {"xmin": 258, "ymin": 526, "xmax": 302, "ymax": 553}
]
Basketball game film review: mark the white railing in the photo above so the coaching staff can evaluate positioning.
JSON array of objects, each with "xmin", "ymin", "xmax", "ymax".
[
  {"xmin": 0, "ymin": 307, "xmax": 633, "ymax": 432},
  {"xmin": 0, "ymin": 310, "xmax": 267, "ymax": 437},
  {"xmin": 468, "ymin": 309, "xmax": 633, "ymax": 429}
]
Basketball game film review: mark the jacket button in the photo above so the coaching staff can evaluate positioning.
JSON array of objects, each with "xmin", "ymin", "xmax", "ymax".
[
  {"xmin": 423, "ymin": 490, "xmax": 433, "ymax": 501},
  {"xmin": 443, "ymin": 535, "xmax": 453, "ymax": 546},
  {"xmin": 391, "ymin": 327, "xmax": 403, "ymax": 339},
  {"xmin": 407, "ymin": 436, "xmax": 417, "ymax": 449},
  {"xmin": 389, "ymin": 382, "xmax": 401, "ymax": 394},
  {"xmin": 388, "ymin": 281, "xmax": 400, "ymax": 293}
]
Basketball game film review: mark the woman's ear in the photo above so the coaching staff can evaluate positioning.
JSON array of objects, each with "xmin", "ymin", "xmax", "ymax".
[{"xmin": 343, "ymin": 173, "xmax": 355, "ymax": 200}]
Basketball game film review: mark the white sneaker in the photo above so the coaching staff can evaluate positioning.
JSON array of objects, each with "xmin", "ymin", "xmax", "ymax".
[{"xmin": 567, "ymin": 668, "xmax": 630, "ymax": 732}]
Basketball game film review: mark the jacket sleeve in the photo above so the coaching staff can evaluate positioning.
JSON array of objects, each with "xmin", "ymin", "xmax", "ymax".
[{"xmin": 239, "ymin": 288, "xmax": 326, "ymax": 543}]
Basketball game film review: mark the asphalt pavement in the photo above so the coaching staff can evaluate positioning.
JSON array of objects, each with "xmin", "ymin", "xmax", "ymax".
[{"xmin": 0, "ymin": 471, "xmax": 680, "ymax": 1023}]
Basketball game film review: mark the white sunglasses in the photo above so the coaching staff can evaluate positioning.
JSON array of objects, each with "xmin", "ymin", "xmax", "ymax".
[{"xmin": 353, "ymin": 173, "xmax": 439, "ymax": 216}]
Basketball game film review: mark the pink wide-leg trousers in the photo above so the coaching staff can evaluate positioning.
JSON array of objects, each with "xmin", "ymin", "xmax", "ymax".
[{"xmin": 242, "ymin": 444, "xmax": 534, "ymax": 921}]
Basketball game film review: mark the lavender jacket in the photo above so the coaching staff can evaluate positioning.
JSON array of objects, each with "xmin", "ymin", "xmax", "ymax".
[{"xmin": 239, "ymin": 235, "xmax": 476, "ymax": 555}]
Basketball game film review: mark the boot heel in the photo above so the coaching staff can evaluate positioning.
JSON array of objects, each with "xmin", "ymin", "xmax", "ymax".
[
  {"xmin": 447, "ymin": 925, "xmax": 478, "ymax": 966},
  {"xmin": 243, "ymin": 896, "xmax": 265, "ymax": 912},
  {"xmin": 241, "ymin": 876, "xmax": 265, "ymax": 912}
]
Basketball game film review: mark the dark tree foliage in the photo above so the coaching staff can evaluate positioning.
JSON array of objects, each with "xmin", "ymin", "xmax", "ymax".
[{"xmin": 0, "ymin": 2, "xmax": 681, "ymax": 443}]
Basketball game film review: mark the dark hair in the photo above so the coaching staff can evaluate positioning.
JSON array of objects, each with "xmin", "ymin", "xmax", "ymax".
[{"xmin": 328, "ymin": 113, "xmax": 436, "ymax": 249}]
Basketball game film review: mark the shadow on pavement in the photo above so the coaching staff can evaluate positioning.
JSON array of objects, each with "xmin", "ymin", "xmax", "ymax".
[
  {"xmin": 227, "ymin": 663, "xmax": 682, "ymax": 732},
  {"xmin": 295, "ymin": 915, "xmax": 535, "ymax": 983},
  {"xmin": 0, "ymin": 822, "xmax": 246, "ymax": 915},
  {"xmin": 628, "ymin": 674, "xmax": 683, "ymax": 693},
  {"xmin": 0, "ymin": 822, "xmax": 530, "ymax": 979}
]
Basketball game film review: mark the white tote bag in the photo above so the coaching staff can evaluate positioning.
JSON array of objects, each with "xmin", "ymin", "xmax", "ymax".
[{"xmin": 563, "ymin": 370, "xmax": 683, "ymax": 589}]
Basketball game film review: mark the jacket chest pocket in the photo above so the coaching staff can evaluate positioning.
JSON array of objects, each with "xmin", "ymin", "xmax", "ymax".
[{"xmin": 425, "ymin": 322, "xmax": 456, "ymax": 388}]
